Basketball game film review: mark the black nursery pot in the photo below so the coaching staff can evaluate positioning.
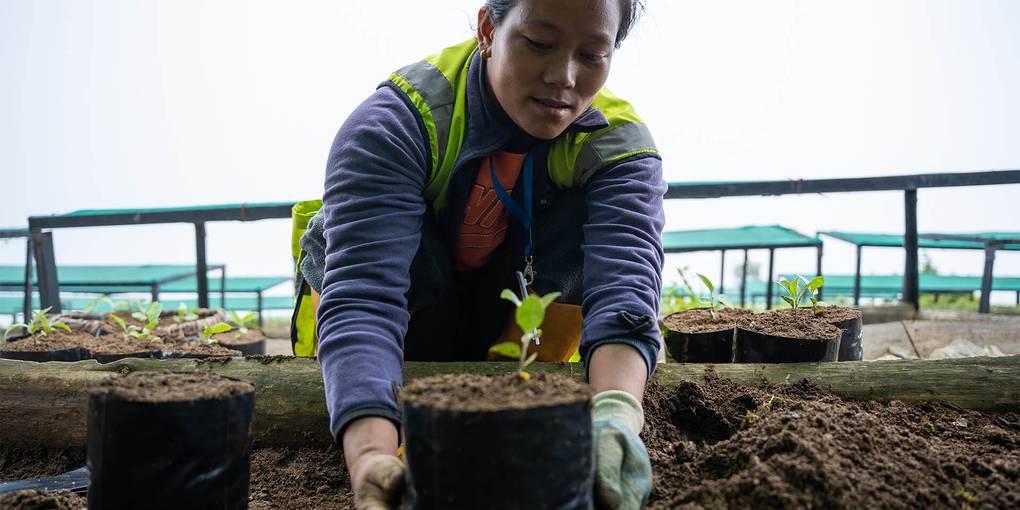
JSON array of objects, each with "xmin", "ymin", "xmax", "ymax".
[
  {"xmin": 0, "ymin": 346, "xmax": 84, "ymax": 362},
  {"xmin": 88, "ymin": 349, "xmax": 162, "ymax": 364},
  {"xmin": 666, "ymin": 329, "xmax": 735, "ymax": 363},
  {"xmin": 228, "ymin": 339, "xmax": 265, "ymax": 356},
  {"xmin": 403, "ymin": 400, "xmax": 594, "ymax": 509},
  {"xmin": 832, "ymin": 316, "xmax": 863, "ymax": 361},
  {"xmin": 87, "ymin": 374, "xmax": 255, "ymax": 510},
  {"xmin": 734, "ymin": 327, "xmax": 841, "ymax": 363}
]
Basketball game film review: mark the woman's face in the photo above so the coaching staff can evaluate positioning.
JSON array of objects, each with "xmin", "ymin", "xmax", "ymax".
[{"xmin": 478, "ymin": 0, "xmax": 621, "ymax": 140}]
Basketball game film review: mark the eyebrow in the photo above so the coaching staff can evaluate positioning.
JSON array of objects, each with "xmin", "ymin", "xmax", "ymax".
[{"xmin": 521, "ymin": 19, "xmax": 614, "ymax": 46}]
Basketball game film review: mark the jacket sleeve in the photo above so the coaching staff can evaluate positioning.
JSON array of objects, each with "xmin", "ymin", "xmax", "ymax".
[
  {"xmin": 578, "ymin": 154, "xmax": 666, "ymax": 376},
  {"xmin": 317, "ymin": 84, "xmax": 430, "ymax": 442}
]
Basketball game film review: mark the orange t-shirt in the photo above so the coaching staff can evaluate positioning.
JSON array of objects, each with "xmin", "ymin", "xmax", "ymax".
[{"xmin": 454, "ymin": 152, "xmax": 526, "ymax": 271}]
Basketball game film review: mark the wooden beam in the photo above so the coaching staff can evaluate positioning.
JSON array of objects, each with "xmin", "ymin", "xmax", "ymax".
[{"xmin": 0, "ymin": 356, "xmax": 1016, "ymax": 449}]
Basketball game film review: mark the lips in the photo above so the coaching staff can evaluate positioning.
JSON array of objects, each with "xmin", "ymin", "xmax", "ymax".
[
  {"xmin": 533, "ymin": 97, "xmax": 572, "ymax": 109},
  {"xmin": 530, "ymin": 97, "xmax": 573, "ymax": 121}
]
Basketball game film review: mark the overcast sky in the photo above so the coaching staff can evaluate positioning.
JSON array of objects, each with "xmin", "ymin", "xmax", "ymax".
[{"xmin": 1, "ymin": 0, "xmax": 1018, "ymax": 302}]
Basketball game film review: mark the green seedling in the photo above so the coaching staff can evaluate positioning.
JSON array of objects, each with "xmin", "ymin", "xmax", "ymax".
[
  {"xmin": 201, "ymin": 322, "xmax": 232, "ymax": 345},
  {"xmin": 83, "ymin": 295, "xmax": 114, "ymax": 315},
  {"xmin": 131, "ymin": 301, "xmax": 163, "ymax": 325},
  {"xmin": 488, "ymin": 289, "xmax": 562, "ymax": 379},
  {"xmin": 173, "ymin": 303, "xmax": 200, "ymax": 323},
  {"xmin": 108, "ymin": 312, "xmax": 157, "ymax": 342},
  {"xmin": 3, "ymin": 307, "xmax": 71, "ymax": 343},
  {"xmin": 695, "ymin": 273, "xmax": 733, "ymax": 321},
  {"xmin": 776, "ymin": 275, "xmax": 826, "ymax": 313},
  {"xmin": 227, "ymin": 311, "xmax": 258, "ymax": 334},
  {"xmin": 676, "ymin": 267, "xmax": 703, "ymax": 308}
]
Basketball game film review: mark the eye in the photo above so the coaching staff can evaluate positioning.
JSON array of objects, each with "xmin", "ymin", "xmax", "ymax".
[
  {"xmin": 581, "ymin": 52, "xmax": 607, "ymax": 64},
  {"xmin": 524, "ymin": 36, "xmax": 552, "ymax": 51}
]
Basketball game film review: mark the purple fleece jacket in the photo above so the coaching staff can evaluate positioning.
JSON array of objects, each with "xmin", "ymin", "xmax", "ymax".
[{"xmin": 317, "ymin": 54, "xmax": 666, "ymax": 441}]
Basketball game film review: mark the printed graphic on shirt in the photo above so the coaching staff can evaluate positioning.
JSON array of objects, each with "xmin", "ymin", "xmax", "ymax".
[{"xmin": 455, "ymin": 152, "xmax": 526, "ymax": 271}]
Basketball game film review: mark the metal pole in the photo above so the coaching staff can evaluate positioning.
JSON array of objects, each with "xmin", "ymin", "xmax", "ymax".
[
  {"xmin": 719, "ymin": 250, "xmax": 726, "ymax": 294},
  {"xmin": 150, "ymin": 283, "xmax": 160, "ymax": 304},
  {"xmin": 903, "ymin": 189, "xmax": 920, "ymax": 310},
  {"xmin": 740, "ymin": 249, "xmax": 748, "ymax": 307},
  {"xmin": 978, "ymin": 244, "xmax": 996, "ymax": 313},
  {"xmin": 195, "ymin": 222, "xmax": 209, "ymax": 309},
  {"xmin": 816, "ymin": 244, "xmax": 824, "ymax": 301},
  {"xmin": 22, "ymin": 236, "xmax": 34, "ymax": 319},
  {"xmin": 853, "ymin": 245, "xmax": 862, "ymax": 306},
  {"xmin": 765, "ymin": 248, "xmax": 775, "ymax": 309},
  {"xmin": 31, "ymin": 230, "xmax": 61, "ymax": 313},
  {"xmin": 220, "ymin": 266, "xmax": 227, "ymax": 308},
  {"xmin": 257, "ymin": 291, "xmax": 264, "ymax": 328}
]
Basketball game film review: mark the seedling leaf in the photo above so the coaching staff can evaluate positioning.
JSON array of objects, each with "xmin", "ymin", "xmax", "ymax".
[
  {"xmin": 538, "ymin": 291, "xmax": 561, "ymax": 309},
  {"xmin": 499, "ymin": 289, "xmax": 522, "ymax": 307},
  {"xmin": 516, "ymin": 295, "xmax": 545, "ymax": 333},
  {"xmin": 488, "ymin": 341, "xmax": 522, "ymax": 359},
  {"xmin": 697, "ymin": 273, "xmax": 714, "ymax": 293}
]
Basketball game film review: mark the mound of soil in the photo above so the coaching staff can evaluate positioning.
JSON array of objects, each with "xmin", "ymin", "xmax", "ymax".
[
  {"xmin": 0, "ymin": 331, "xmax": 90, "ymax": 352},
  {"xmin": 82, "ymin": 335, "xmax": 164, "ymax": 356},
  {"xmin": 785, "ymin": 305, "xmax": 863, "ymax": 324},
  {"xmin": 248, "ymin": 447, "xmax": 353, "ymax": 510},
  {"xmin": 0, "ymin": 489, "xmax": 85, "ymax": 509},
  {"xmin": 213, "ymin": 329, "xmax": 266, "ymax": 348},
  {"xmin": 737, "ymin": 310, "xmax": 842, "ymax": 340},
  {"xmin": 162, "ymin": 342, "xmax": 242, "ymax": 358},
  {"xmin": 90, "ymin": 371, "xmax": 253, "ymax": 403},
  {"xmin": 0, "ymin": 447, "xmax": 84, "ymax": 482},
  {"xmin": 401, "ymin": 373, "xmax": 591, "ymax": 412},
  {"xmin": 642, "ymin": 371, "xmax": 1019, "ymax": 509},
  {"xmin": 663, "ymin": 308, "xmax": 754, "ymax": 334}
]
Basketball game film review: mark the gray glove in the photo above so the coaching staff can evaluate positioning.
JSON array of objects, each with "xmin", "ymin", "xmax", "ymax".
[
  {"xmin": 592, "ymin": 390, "xmax": 653, "ymax": 510},
  {"xmin": 298, "ymin": 209, "xmax": 327, "ymax": 292}
]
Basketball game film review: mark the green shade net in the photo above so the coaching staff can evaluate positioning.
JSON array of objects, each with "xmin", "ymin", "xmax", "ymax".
[
  {"xmin": 821, "ymin": 231, "xmax": 1020, "ymax": 250},
  {"xmin": 0, "ymin": 295, "xmax": 295, "ymax": 314},
  {"xmin": 39, "ymin": 202, "xmax": 296, "ymax": 218},
  {"xmin": 662, "ymin": 225, "xmax": 820, "ymax": 252},
  {"xmin": 0, "ymin": 265, "xmax": 211, "ymax": 286},
  {"xmin": 59, "ymin": 276, "xmax": 291, "ymax": 294},
  {"xmin": 782, "ymin": 274, "xmax": 1020, "ymax": 293}
]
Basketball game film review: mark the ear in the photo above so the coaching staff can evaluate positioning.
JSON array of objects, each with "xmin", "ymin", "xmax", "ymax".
[{"xmin": 476, "ymin": 7, "xmax": 496, "ymax": 51}]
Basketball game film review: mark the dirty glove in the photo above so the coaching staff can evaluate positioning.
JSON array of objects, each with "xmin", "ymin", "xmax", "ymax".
[
  {"xmin": 592, "ymin": 390, "xmax": 652, "ymax": 510},
  {"xmin": 353, "ymin": 454, "xmax": 405, "ymax": 510}
]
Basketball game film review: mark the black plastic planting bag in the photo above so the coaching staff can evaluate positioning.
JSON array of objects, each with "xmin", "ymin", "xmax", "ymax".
[
  {"xmin": 667, "ymin": 329, "xmax": 735, "ymax": 363},
  {"xmin": 403, "ymin": 400, "xmax": 594, "ymax": 510},
  {"xmin": 87, "ymin": 389, "xmax": 254, "ymax": 509},
  {"xmin": 833, "ymin": 316, "xmax": 864, "ymax": 361},
  {"xmin": 735, "ymin": 328, "xmax": 840, "ymax": 363},
  {"xmin": 0, "ymin": 347, "xmax": 83, "ymax": 362}
]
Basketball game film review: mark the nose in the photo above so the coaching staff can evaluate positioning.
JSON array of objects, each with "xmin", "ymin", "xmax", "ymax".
[{"xmin": 543, "ymin": 52, "xmax": 576, "ymax": 89}]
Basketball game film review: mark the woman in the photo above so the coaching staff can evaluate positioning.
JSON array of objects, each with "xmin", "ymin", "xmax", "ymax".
[{"xmin": 298, "ymin": 0, "xmax": 664, "ymax": 508}]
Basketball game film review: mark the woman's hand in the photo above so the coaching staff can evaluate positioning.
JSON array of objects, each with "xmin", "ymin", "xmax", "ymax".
[
  {"xmin": 343, "ymin": 416, "xmax": 403, "ymax": 509},
  {"xmin": 588, "ymin": 344, "xmax": 653, "ymax": 509}
]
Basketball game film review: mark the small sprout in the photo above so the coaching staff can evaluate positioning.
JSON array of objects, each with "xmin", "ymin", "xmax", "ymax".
[
  {"xmin": 83, "ymin": 295, "xmax": 114, "ymax": 315},
  {"xmin": 488, "ymin": 288, "xmax": 560, "ymax": 378},
  {"xmin": 696, "ymin": 273, "xmax": 733, "ymax": 321},
  {"xmin": 202, "ymin": 322, "xmax": 232, "ymax": 345},
  {"xmin": 958, "ymin": 489, "xmax": 977, "ymax": 505},
  {"xmin": 227, "ymin": 311, "xmax": 258, "ymax": 335},
  {"xmin": 919, "ymin": 418, "xmax": 936, "ymax": 436},
  {"xmin": 740, "ymin": 410, "xmax": 756, "ymax": 429},
  {"xmin": 776, "ymin": 275, "xmax": 825, "ymax": 311},
  {"xmin": 173, "ymin": 303, "xmax": 200, "ymax": 323},
  {"xmin": 4, "ymin": 307, "xmax": 71, "ymax": 342},
  {"xmin": 109, "ymin": 312, "xmax": 156, "ymax": 342},
  {"xmin": 131, "ymin": 301, "xmax": 163, "ymax": 325}
]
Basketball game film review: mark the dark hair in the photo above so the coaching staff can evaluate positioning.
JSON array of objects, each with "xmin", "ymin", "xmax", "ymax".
[{"xmin": 484, "ymin": 0, "xmax": 645, "ymax": 49}]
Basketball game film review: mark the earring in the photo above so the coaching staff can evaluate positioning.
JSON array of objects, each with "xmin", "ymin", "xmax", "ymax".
[{"xmin": 481, "ymin": 47, "xmax": 492, "ymax": 60}]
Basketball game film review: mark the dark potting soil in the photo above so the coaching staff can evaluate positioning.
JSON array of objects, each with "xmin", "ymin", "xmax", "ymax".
[
  {"xmin": 401, "ymin": 373, "xmax": 591, "ymax": 412},
  {"xmin": 662, "ymin": 308, "xmax": 755, "ymax": 334},
  {"xmin": 0, "ymin": 489, "xmax": 86, "ymax": 509},
  {"xmin": 737, "ymin": 310, "xmax": 842, "ymax": 340},
  {"xmin": 89, "ymin": 371, "xmax": 254, "ymax": 403},
  {"xmin": 81, "ymin": 335, "xmax": 164, "ymax": 355},
  {"xmin": 248, "ymin": 447, "xmax": 353, "ymax": 510},
  {"xmin": 162, "ymin": 342, "xmax": 242, "ymax": 357},
  {"xmin": 213, "ymin": 329, "xmax": 266, "ymax": 347},
  {"xmin": 642, "ymin": 371, "xmax": 1020, "ymax": 509},
  {"xmin": 0, "ymin": 331, "xmax": 90, "ymax": 352},
  {"xmin": 785, "ymin": 305, "xmax": 864, "ymax": 324},
  {"xmin": 0, "ymin": 447, "xmax": 85, "ymax": 482}
]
